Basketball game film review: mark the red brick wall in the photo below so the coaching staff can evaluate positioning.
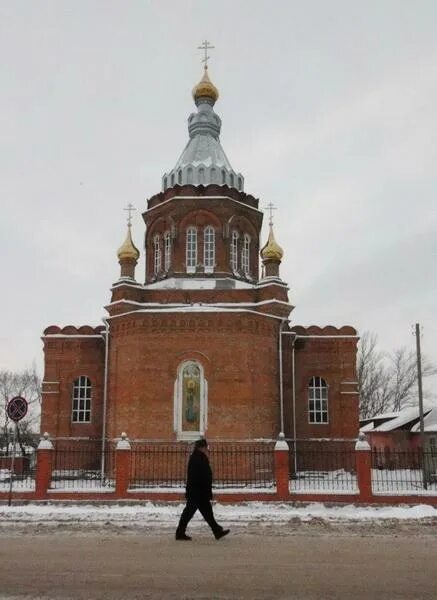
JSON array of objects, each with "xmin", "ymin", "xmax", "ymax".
[
  {"xmin": 106, "ymin": 311, "xmax": 281, "ymax": 441},
  {"xmin": 283, "ymin": 326, "xmax": 359, "ymax": 440},
  {"xmin": 41, "ymin": 328, "xmax": 105, "ymax": 438},
  {"xmin": 143, "ymin": 191, "xmax": 262, "ymax": 283}
]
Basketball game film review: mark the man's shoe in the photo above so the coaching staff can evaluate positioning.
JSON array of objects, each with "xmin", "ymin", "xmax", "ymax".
[
  {"xmin": 175, "ymin": 532, "xmax": 192, "ymax": 541},
  {"xmin": 215, "ymin": 529, "xmax": 230, "ymax": 540}
]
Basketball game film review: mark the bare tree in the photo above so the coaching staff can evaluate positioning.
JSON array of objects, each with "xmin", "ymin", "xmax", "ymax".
[
  {"xmin": 0, "ymin": 367, "xmax": 41, "ymax": 455},
  {"xmin": 358, "ymin": 332, "xmax": 437, "ymax": 419}
]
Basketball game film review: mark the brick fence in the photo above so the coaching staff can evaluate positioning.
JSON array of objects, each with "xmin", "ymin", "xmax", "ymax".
[{"xmin": 1, "ymin": 433, "xmax": 437, "ymax": 506}]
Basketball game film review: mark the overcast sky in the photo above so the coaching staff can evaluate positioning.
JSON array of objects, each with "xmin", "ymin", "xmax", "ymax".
[{"xmin": 1, "ymin": 1, "xmax": 436, "ymax": 393}]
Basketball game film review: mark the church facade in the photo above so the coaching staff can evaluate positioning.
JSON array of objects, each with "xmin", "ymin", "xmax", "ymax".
[{"xmin": 40, "ymin": 65, "xmax": 359, "ymax": 445}]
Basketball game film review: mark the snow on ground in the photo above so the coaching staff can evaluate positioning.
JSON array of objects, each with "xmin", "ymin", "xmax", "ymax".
[{"xmin": 0, "ymin": 502, "xmax": 436, "ymax": 526}]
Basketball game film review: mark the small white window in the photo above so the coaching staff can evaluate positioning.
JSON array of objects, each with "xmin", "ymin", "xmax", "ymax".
[
  {"xmin": 230, "ymin": 230, "xmax": 239, "ymax": 271},
  {"xmin": 153, "ymin": 234, "xmax": 161, "ymax": 275},
  {"xmin": 204, "ymin": 226, "xmax": 215, "ymax": 273},
  {"xmin": 241, "ymin": 234, "xmax": 251, "ymax": 275},
  {"xmin": 186, "ymin": 227, "xmax": 197, "ymax": 273},
  {"xmin": 308, "ymin": 377, "xmax": 328, "ymax": 424},
  {"xmin": 72, "ymin": 376, "xmax": 92, "ymax": 423},
  {"xmin": 164, "ymin": 231, "xmax": 171, "ymax": 271}
]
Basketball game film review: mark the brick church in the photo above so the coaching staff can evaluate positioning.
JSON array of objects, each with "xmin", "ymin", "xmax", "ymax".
[{"xmin": 40, "ymin": 62, "xmax": 359, "ymax": 445}]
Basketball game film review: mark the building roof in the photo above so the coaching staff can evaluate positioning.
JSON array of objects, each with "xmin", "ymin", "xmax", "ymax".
[
  {"xmin": 411, "ymin": 408, "xmax": 437, "ymax": 433},
  {"xmin": 372, "ymin": 406, "xmax": 432, "ymax": 432}
]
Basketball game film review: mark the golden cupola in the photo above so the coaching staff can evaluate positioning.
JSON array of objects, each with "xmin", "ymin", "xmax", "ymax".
[
  {"xmin": 261, "ymin": 224, "xmax": 284, "ymax": 262},
  {"xmin": 261, "ymin": 223, "xmax": 283, "ymax": 279},
  {"xmin": 117, "ymin": 223, "xmax": 139, "ymax": 281},
  {"xmin": 192, "ymin": 66, "xmax": 219, "ymax": 105}
]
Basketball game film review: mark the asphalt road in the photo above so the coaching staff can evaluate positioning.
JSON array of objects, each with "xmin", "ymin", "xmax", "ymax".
[{"xmin": 0, "ymin": 526, "xmax": 436, "ymax": 599}]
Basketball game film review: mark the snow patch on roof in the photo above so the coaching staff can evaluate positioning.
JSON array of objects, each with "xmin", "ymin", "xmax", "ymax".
[
  {"xmin": 373, "ymin": 406, "xmax": 432, "ymax": 432},
  {"xmin": 411, "ymin": 408, "xmax": 437, "ymax": 433}
]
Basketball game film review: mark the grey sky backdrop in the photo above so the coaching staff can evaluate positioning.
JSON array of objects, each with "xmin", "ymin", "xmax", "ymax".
[{"xmin": 1, "ymin": 1, "xmax": 436, "ymax": 393}]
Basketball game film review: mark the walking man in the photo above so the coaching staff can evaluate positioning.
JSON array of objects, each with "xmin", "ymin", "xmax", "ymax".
[{"xmin": 176, "ymin": 438, "xmax": 230, "ymax": 541}]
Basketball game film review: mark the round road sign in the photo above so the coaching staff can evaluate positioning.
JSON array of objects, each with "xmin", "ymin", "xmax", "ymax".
[{"xmin": 7, "ymin": 396, "xmax": 28, "ymax": 422}]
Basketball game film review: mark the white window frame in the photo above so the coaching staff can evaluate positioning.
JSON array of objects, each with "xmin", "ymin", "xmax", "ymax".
[
  {"xmin": 186, "ymin": 227, "xmax": 197, "ymax": 274},
  {"xmin": 173, "ymin": 360, "xmax": 208, "ymax": 441},
  {"xmin": 164, "ymin": 230, "xmax": 171, "ymax": 272},
  {"xmin": 230, "ymin": 230, "xmax": 239, "ymax": 272},
  {"xmin": 72, "ymin": 376, "xmax": 92, "ymax": 423},
  {"xmin": 241, "ymin": 233, "xmax": 251, "ymax": 275},
  {"xmin": 308, "ymin": 376, "xmax": 329, "ymax": 424},
  {"xmin": 153, "ymin": 234, "xmax": 161, "ymax": 275},
  {"xmin": 204, "ymin": 226, "xmax": 215, "ymax": 274}
]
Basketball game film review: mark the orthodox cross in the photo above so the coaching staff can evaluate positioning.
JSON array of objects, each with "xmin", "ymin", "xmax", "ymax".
[
  {"xmin": 197, "ymin": 40, "xmax": 215, "ymax": 67},
  {"xmin": 265, "ymin": 202, "xmax": 277, "ymax": 226},
  {"xmin": 124, "ymin": 203, "xmax": 136, "ymax": 226}
]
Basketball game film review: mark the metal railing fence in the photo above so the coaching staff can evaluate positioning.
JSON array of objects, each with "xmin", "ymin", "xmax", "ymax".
[
  {"xmin": 129, "ymin": 442, "xmax": 275, "ymax": 490},
  {"xmin": 371, "ymin": 448, "xmax": 437, "ymax": 493},
  {"xmin": 50, "ymin": 440, "xmax": 115, "ymax": 489},
  {"xmin": 0, "ymin": 450, "xmax": 36, "ymax": 490},
  {"xmin": 287, "ymin": 440, "xmax": 357, "ymax": 492}
]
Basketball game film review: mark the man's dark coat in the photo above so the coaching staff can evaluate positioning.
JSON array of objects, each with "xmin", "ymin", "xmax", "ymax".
[{"xmin": 185, "ymin": 448, "xmax": 213, "ymax": 501}]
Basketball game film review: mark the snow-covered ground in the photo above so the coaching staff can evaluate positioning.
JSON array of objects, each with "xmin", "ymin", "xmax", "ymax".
[{"xmin": 0, "ymin": 501, "xmax": 436, "ymax": 526}]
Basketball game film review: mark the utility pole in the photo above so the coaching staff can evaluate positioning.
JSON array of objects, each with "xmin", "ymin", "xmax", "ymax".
[{"xmin": 414, "ymin": 323, "xmax": 427, "ymax": 489}]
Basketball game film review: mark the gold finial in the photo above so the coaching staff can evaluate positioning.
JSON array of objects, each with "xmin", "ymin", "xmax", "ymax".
[
  {"xmin": 261, "ymin": 206, "xmax": 284, "ymax": 262},
  {"xmin": 117, "ymin": 205, "xmax": 139, "ymax": 261},
  {"xmin": 192, "ymin": 66, "xmax": 219, "ymax": 103}
]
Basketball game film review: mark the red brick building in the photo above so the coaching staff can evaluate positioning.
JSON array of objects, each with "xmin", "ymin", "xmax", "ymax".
[{"xmin": 40, "ymin": 66, "xmax": 359, "ymax": 445}]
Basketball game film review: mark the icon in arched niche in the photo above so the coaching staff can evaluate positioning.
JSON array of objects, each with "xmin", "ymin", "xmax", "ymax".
[{"xmin": 182, "ymin": 363, "xmax": 200, "ymax": 431}]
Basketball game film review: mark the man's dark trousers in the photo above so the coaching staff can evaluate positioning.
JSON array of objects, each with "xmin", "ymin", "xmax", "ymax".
[{"xmin": 177, "ymin": 497, "xmax": 222, "ymax": 537}]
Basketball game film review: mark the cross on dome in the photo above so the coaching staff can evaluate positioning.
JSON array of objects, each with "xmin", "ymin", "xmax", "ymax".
[
  {"xmin": 265, "ymin": 202, "xmax": 277, "ymax": 226},
  {"xmin": 197, "ymin": 40, "xmax": 215, "ymax": 68},
  {"xmin": 124, "ymin": 203, "xmax": 136, "ymax": 226}
]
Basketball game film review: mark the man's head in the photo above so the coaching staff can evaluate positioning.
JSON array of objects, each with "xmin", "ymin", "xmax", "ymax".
[{"xmin": 194, "ymin": 438, "xmax": 209, "ymax": 453}]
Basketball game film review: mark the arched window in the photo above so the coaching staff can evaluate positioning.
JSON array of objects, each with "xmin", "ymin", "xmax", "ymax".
[
  {"xmin": 164, "ymin": 230, "xmax": 171, "ymax": 272},
  {"xmin": 171, "ymin": 173, "xmax": 175, "ymax": 187},
  {"xmin": 230, "ymin": 230, "xmax": 239, "ymax": 271},
  {"xmin": 163, "ymin": 176, "xmax": 168, "ymax": 190},
  {"xmin": 308, "ymin": 377, "xmax": 328, "ymax": 424},
  {"xmin": 198, "ymin": 167, "xmax": 205, "ymax": 184},
  {"xmin": 238, "ymin": 176, "xmax": 243, "ymax": 191},
  {"xmin": 174, "ymin": 361, "xmax": 208, "ymax": 440},
  {"xmin": 178, "ymin": 169, "xmax": 182, "ymax": 184},
  {"xmin": 72, "ymin": 376, "xmax": 92, "ymax": 423},
  {"xmin": 186, "ymin": 227, "xmax": 197, "ymax": 273},
  {"xmin": 241, "ymin": 234, "xmax": 251, "ymax": 275},
  {"xmin": 187, "ymin": 167, "xmax": 193, "ymax": 184},
  {"xmin": 230, "ymin": 173, "xmax": 234, "ymax": 187},
  {"xmin": 210, "ymin": 167, "xmax": 217, "ymax": 183},
  {"xmin": 221, "ymin": 169, "xmax": 226, "ymax": 184},
  {"xmin": 204, "ymin": 226, "xmax": 215, "ymax": 273},
  {"xmin": 153, "ymin": 234, "xmax": 161, "ymax": 275}
]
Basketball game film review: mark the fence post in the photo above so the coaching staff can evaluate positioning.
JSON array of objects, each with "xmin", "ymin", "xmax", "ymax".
[
  {"xmin": 355, "ymin": 433, "xmax": 372, "ymax": 501},
  {"xmin": 35, "ymin": 432, "xmax": 54, "ymax": 499},
  {"xmin": 115, "ymin": 432, "xmax": 131, "ymax": 498},
  {"xmin": 274, "ymin": 433, "xmax": 290, "ymax": 500}
]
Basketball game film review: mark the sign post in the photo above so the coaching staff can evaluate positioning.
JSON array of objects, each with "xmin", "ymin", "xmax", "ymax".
[{"xmin": 6, "ymin": 396, "xmax": 28, "ymax": 506}]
